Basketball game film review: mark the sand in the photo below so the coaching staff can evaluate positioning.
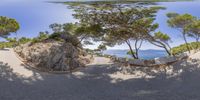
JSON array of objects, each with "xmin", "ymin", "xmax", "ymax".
[{"xmin": 0, "ymin": 48, "xmax": 200, "ymax": 100}]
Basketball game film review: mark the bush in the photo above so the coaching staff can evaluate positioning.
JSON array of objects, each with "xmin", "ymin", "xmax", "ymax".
[
  {"xmin": 172, "ymin": 42, "xmax": 200, "ymax": 55},
  {"xmin": 48, "ymin": 32, "xmax": 62, "ymax": 41},
  {"xmin": 18, "ymin": 37, "xmax": 32, "ymax": 44},
  {"xmin": 0, "ymin": 42, "xmax": 14, "ymax": 49},
  {"xmin": 0, "ymin": 37, "xmax": 32, "ymax": 49},
  {"xmin": 31, "ymin": 32, "xmax": 49, "ymax": 44}
]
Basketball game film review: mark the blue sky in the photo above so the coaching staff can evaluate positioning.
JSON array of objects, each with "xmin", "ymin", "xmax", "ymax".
[
  {"xmin": 0, "ymin": 0, "xmax": 200, "ymax": 50},
  {"xmin": 86, "ymin": 1, "xmax": 200, "ymax": 50},
  {"xmin": 0, "ymin": 0, "xmax": 75, "ymax": 38}
]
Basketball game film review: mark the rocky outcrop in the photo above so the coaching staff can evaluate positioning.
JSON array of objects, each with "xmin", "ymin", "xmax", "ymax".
[
  {"xmin": 110, "ymin": 53, "xmax": 189, "ymax": 67},
  {"xmin": 14, "ymin": 40, "xmax": 92, "ymax": 71}
]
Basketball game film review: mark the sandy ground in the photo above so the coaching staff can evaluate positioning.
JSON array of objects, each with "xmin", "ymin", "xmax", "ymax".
[
  {"xmin": 189, "ymin": 50, "xmax": 200, "ymax": 59},
  {"xmin": 0, "ymin": 48, "xmax": 40, "ymax": 78},
  {"xmin": 1, "ymin": 48, "xmax": 200, "ymax": 100}
]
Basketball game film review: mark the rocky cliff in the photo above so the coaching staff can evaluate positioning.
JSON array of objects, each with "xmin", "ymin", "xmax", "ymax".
[{"xmin": 14, "ymin": 40, "xmax": 92, "ymax": 71}]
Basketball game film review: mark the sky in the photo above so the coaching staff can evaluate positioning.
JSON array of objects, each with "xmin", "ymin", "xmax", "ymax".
[{"xmin": 0, "ymin": 0, "xmax": 200, "ymax": 50}]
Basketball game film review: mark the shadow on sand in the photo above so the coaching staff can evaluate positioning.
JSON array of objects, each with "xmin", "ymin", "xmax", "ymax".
[
  {"xmin": 0, "ymin": 48, "xmax": 10, "ymax": 51},
  {"xmin": 0, "ymin": 58, "xmax": 200, "ymax": 100}
]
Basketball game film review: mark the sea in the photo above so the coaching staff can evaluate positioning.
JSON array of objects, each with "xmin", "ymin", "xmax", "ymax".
[{"xmin": 103, "ymin": 49, "xmax": 167, "ymax": 59}]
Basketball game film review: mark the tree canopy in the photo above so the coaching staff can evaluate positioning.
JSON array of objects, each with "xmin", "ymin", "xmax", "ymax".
[
  {"xmin": 152, "ymin": 31, "xmax": 172, "ymax": 55},
  {"xmin": 167, "ymin": 13, "xmax": 196, "ymax": 53},
  {"xmin": 49, "ymin": 23, "xmax": 94, "ymax": 48},
  {"xmin": 70, "ymin": 3, "xmax": 164, "ymax": 59},
  {"xmin": 185, "ymin": 20, "xmax": 200, "ymax": 42},
  {"xmin": 0, "ymin": 16, "xmax": 20, "ymax": 38},
  {"xmin": 97, "ymin": 44, "xmax": 107, "ymax": 53},
  {"xmin": 167, "ymin": 13, "xmax": 195, "ymax": 30}
]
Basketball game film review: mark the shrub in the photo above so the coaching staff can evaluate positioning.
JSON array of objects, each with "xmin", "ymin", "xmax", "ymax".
[
  {"xmin": 18, "ymin": 37, "xmax": 32, "ymax": 44},
  {"xmin": 31, "ymin": 32, "xmax": 49, "ymax": 44},
  {"xmin": 48, "ymin": 32, "xmax": 62, "ymax": 41},
  {"xmin": 0, "ymin": 42, "xmax": 14, "ymax": 48},
  {"xmin": 172, "ymin": 42, "xmax": 200, "ymax": 55}
]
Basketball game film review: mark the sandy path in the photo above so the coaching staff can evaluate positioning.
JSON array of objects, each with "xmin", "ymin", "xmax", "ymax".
[
  {"xmin": 88, "ymin": 56, "xmax": 112, "ymax": 65},
  {"xmin": 1, "ymin": 49, "xmax": 200, "ymax": 100},
  {"xmin": 190, "ymin": 51, "xmax": 200, "ymax": 59},
  {"xmin": 0, "ymin": 48, "xmax": 39, "ymax": 78}
]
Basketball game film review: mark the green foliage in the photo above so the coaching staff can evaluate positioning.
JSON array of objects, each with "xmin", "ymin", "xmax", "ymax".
[
  {"xmin": 167, "ymin": 13, "xmax": 195, "ymax": 30},
  {"xmin": 151, "ymin": 31, "xmax": 172, "ymax": 55},
  {"xmin": 38, "ymin": 32, "xmax": 49, "ymax": 40},
  {"xmin": 49, "ymin": 23, "xmax": 62, "ymax": 33},
  {"xmin": 97, "ymin": 44, "xmax": 107, "ymax": 52},
  {"xmin": 49, "ymin": 23, "xmax": 95, "ymax": 48},
  {"xmin": 0, "ymin": 16, "xmax": 20, "ymax": 38},
  {"xmin": 18, "ymin": 37, "xmax": 32, "ymax": 44},
  {"xmin": 167, "ymin": 13, "xmax": 197, "ymax": 53},
  {"xmin": 72, "ymin": 3, "xmax": 163, "ymax": 59},
  {"xmin": 172, "ymin": 42, "xmax": 200, "ymax": 55},
  {"xmin": 5, "ymin": 37, "xmax": 17, "ymax": 47},
  {"xmin": 127, "ymin": 50, "xmax": 136, "ymax": 55},
  {"xmin": 63, "ymin": 23, "xmax": 77, "ymax": 34},
  {"xmin": 185, "ymin": 20, "xmax": 200, "ymax": 42},
  {"xmin": 0, "ymin": 31, "xmax": 50, "ymax": 49},
  {"xmin": 0, "ymin": 17, "xmax": 20, "ymax": 48},
  {"xmin": 31, "ymin": 32, "xmax": 49, "ymax": 43},
  {"xmin": 48, "ymin": 32, "xmax": 62, "ymax": 41},
  {"xmin": 154, "ymin": 31, "xmax": 170, "ymax": 42},
  {"xmin": 63, "ymin": 0, "xmax": 191, "ymax": 7},
  {"xmin": 85, "ymin": 48, "xmax": 94, "ymax": 54},
  {"xmin": 6, "ymin": 37, "xmax": 17, "ymax": 43},
  {"xmin": 0, "ymin": 42, "xmax": 14, "ymax": 49},
  {"xmin": 0, "ymin": 37, "xmax": 32, "ymax": 49},
  {"xmin": 166, "ymin": 12, "xmax": 179, "ymax": 18}
]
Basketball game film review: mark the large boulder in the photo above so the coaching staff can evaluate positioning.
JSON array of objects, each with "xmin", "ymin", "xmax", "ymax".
[
  {"xmin": 128, "ymin": 59, "xmax": 145, "ymax": 66},
  {"xmin": 14, "ymin": 40, "xmax": 91, "ymax": 71},
  {"xmin": 154, "ymin": 56, "xmax": 177, "ymax": 65},
  {"xmin": 177, "ymin": 53, "xmax": 189, "ymax": 60}
]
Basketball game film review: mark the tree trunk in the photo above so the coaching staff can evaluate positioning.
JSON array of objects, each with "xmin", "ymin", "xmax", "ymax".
[
  {"xmin": 126, "ymin": 41, "xmax": 137, "ymax": 59},
  {"xmin": 163, "ymin": 45, "xmax": 172, "ymax": 56},
  {"xmin": 166, "ymin": 43, "xmax": 174, "ymax": 56},
  {"xmin": 183, "ymin": 33, "xmax": 191, "ymax": 53},
  {"xmin": 196, "ymin": 37, "xmax": 200, "ymax": 50},
  {"xmin": 150, "ymin": 41, "xmax": 172, "ymax": 56},
  {"xmin": 134, "ymin": 40, "xmax": 143, "ymax": 59},
  {"xmin": 134, "ymin": 40, "xmax": 139, "ymax": 59}
]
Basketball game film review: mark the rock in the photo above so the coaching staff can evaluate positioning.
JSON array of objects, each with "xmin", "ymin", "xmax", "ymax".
[
  {"xmin": 128, "ymin": 59, "xmax": 145, "ymax": 66},
  {"xmin": 154, "ymin": 56, "xmax": 177, "ymax": 65},
  {"xmin": 144, "ymin": 59, "xmax": 155, "ymax": 66},
  {"xmin": 178, "ymin": 53, "xmax": 189, "ymax": 60},
  {"xmin": 14, "ymin": 40, "xmax": 91, "ymax": 71},
  {"xmin": 118, "ymin": 57, "xmax": 128, "ymax": 63}
]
